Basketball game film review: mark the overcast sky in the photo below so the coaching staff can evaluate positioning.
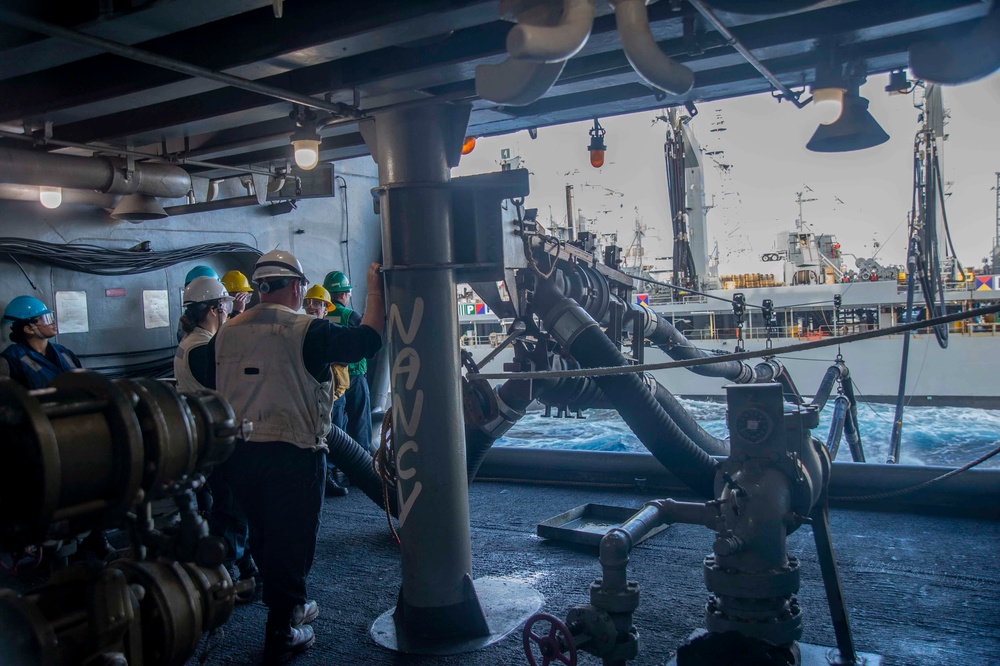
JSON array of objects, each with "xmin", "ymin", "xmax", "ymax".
[{"xmin": 453, "ymin": 71, "xmax": 1000, "ymax": 276}]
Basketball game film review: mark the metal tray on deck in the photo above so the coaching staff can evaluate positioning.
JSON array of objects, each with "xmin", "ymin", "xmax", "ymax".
[{"xmin": 537, "ymin": 503, "xmax": 670, "ymax": 547}]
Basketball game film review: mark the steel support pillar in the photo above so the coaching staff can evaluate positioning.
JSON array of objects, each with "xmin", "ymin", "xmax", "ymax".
[{"xmin": 363, "ymin": 103, "xmax": 540, "ymax": 654}]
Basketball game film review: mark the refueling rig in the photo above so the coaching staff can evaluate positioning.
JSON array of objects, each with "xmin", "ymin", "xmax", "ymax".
[{"xmin": 455, "ymin": 170, "xmax": 873, "ymax": 665}]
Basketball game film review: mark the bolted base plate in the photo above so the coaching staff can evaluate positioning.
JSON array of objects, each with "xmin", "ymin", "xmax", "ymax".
[
  {"xmin": 371, "ymin": 576, "xmax": 543, "ymax": 655},
  {"xmin": 666, "ymin": 630, "xmax": 882, "ymax": 666}
]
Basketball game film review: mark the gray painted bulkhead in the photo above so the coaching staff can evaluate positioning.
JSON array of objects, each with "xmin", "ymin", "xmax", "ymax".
[{"xmin": 0, "ymin": 157, "xmax": 382, "ymax": 373}]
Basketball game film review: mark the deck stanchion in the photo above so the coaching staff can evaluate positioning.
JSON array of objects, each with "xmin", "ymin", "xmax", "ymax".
[{"xmin": 363, "ymin": 103, "xmax": 540, "ymax": 653}]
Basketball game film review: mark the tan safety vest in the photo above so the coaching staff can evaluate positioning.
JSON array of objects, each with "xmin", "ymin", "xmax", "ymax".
[
  {"xmin": 215, "ymin": 303, "xmax": 336, "ymax": 450},
  {"xmin": 174, "ymin": 326, "xmax": 213, "ymax": 392}
]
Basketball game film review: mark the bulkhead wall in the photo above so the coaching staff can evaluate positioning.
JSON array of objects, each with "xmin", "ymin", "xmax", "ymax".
[{"xmin": 0, "ymin": 157, "xmax": 381, "ymax": 376}]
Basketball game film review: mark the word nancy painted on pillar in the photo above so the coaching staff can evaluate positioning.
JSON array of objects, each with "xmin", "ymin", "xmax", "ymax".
[{"xmin": 390, "ymin": 297, "xmax": 425, "ymax": 527}]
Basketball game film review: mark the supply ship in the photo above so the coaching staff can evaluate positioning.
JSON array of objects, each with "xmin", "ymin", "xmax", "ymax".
[{"xmin": 462, "ymin": 99, "xmax": 1000, "ymax": 409}]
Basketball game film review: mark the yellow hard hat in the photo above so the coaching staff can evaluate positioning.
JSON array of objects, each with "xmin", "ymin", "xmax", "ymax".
[
  {"xmin": 221, "ymin": 270, "xmax": 254, "ymax": 293},
  {"xmin": 304, "ymin": 284, "xmax": 334, "ymax": 311}
]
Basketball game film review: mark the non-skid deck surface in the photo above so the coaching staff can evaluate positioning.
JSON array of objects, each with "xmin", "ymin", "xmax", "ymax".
[
  {"xmin": 182, "ymin": 481, "xmax": 999, "ymax": 665},
  {"xmin": 4, "ymin": 481, "xmax": 997, "ymax": 665}
]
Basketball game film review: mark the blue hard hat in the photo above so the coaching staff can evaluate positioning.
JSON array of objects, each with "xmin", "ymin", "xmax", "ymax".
[
  {"xmin": 3, "ymin": 295, "xmax": 52, "ymax": 322},
  {"xmin": 185, "ymin": 265, "xmax": 219, "ymax": 286}
]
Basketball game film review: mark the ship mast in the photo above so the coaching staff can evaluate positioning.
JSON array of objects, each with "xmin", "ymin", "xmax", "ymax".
[
  {"xmin": 794, "ymin": 189, "xmax": 818, "ymax": 231},
  {"xmin": 665, "ymin": 108, "xmax": 696, "ymax": 288}
]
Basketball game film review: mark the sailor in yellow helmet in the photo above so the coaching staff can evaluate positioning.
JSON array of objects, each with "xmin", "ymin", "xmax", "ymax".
[
  {"xmin": 302, "ymin": 284, "xmax": 334, "ymax": 318},
  {"xmin": 303, "ymin": 284, "xmax": 351, "ymax": 497},
  {"xmin": 303, "ymin": 284, "xmax": 350, "ymax": 406},
  {"xmin": 221, "ymin": 269, "xmax": 254, "ymax": 315}
]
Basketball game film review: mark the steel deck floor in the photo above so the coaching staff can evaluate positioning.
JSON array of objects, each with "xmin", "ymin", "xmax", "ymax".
[
  {"xmin": 3, "ymin": 480, "xmax": 996, "ymax": 665},
  {"xmin": 174, "ymin": 480, "xmax": 1000, "ymax": 666}
]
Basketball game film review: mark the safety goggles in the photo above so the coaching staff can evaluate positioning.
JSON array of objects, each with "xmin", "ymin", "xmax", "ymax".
[
  {"xmin": 216, "ymin": 301, "xmax": 234, "ymax": 315},
  {"xmin": 34, "ymin": 313, "xmax": 55, "ymax": 326},
  {"xmin": 303, "ymin": 298, "xmax": 328, "ymax": 311}
]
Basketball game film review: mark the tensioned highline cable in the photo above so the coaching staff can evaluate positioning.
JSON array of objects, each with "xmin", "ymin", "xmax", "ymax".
[{"xmin": 469, "ymin": 301, "xmax": 1000, "ymax": 381}]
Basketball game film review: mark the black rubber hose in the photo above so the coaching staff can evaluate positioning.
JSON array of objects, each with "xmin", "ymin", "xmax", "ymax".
[
  {"xmin": 651, "ymin": 381, "xmax": 729, "ymax": 456},
  {"xmin": 326, "ymin": 424, "xmax": 398, "ymax": 517},
  {"xmin": 465, "ymin": 379, "xmax": 534, "ymax": 484},
  {"xmin": 840, "ymin": 378, "xmax": 866, "ymax": 463},
  {"xmin": 567, "ymin": 322, "xmax": 717, "ymax": 497},
  {"xmin": 465, "ymin": 429, "xmax": 495, "ymax": 485},
  {"xmin": 826, "ymin": 396, "xmax": 850, "ymax": 460},
  {"xmin": 530, "ymin": 283, "xmax": 717, "ymax": 498},
  {"xmin": 809, "ymin": 365, "xmax": 845, "ymax": 411},
  {"xmin": 646, "ymin": 311, "xmax": 748, "ymax": 380}
]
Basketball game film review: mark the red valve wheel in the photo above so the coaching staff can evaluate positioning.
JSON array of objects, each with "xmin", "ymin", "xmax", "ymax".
[{"xmin": 523, "ymin": 612, "xmax": 577, "ymax": 666}]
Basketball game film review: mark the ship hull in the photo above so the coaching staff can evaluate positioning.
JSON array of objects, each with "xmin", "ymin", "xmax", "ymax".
[{"xmin": 466, "ymin": 332, "xmax": 1000, "ymax": 409}]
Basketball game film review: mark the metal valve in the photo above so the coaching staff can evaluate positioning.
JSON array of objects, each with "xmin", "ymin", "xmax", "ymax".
[{"xmin": 523, "ymin": 612, "xmax": 578, "ymax": 666}]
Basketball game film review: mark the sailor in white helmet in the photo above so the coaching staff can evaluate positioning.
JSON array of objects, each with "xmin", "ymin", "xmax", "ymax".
[
  {"xmin": 173, "ymin": 275, "xmax": 258, "ymax": 599},
  {"xmin": 173, "ymin": 276, "xmax": 233, "ymax": 392},
  {"xmin": 190, "ymin": 249, "xmax": 385, "ymax": 662}
]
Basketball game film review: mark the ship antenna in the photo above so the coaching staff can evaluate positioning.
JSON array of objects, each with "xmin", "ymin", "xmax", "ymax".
[{"xmin": 795, "ymin": 189, "xmax": 818, "ymax": 231}]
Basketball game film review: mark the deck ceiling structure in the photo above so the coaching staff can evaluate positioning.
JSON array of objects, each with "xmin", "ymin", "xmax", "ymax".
[{"xmin": 0, "ymin": 0, "xmax": 992, "ymax": 179}]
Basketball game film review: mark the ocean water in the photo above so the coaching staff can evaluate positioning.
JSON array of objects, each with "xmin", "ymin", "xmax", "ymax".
[{"xmin": 496, "ymin": 399, "xmax": 1000, "ymax": 468}]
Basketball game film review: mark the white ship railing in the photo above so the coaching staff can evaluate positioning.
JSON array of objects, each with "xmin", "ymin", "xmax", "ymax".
[{"xmin": 680, "ymin": 320, "xmax": 996, "ymax": 342}]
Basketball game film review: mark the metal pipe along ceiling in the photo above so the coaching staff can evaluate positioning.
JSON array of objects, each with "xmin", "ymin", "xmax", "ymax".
[{"xmin": 0, "ymin": 147, "xmax": 191, "ymax": 198}]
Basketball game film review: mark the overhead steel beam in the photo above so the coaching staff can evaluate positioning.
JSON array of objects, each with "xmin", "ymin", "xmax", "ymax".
[
  {"xmin": 689, "ymin": 0, "xmax": 809, "ymax": 107},
  {"xmin": 0, "ymin": 10, "xmax": 356, "ymax": 116},
  {"xmin": 0, "ymin": 0, "xmax": 274, "ymax": 81},
  {"xmin": 181, "ymin": 131, "xmax": 368, "ymax": 175},
  {"xmin": 50, "ymin": 20, "xmax": 511, "ymax": 145},
  {"xmin": 0, "ymin": 0, "xmax": 497, "ymax": 123},
  {"xmin": 49, "ymin": 0, "xmax": 983, "ymax": 152}
]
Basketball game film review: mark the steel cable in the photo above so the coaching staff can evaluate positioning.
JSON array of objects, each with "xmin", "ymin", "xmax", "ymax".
[
  {"xmin": 470, "ymin": 302, "xmax": 1000, "ymax": 381},
  {"xmin": 830, "ymin": 442, "xmax": 1000, "ymax": 502}
]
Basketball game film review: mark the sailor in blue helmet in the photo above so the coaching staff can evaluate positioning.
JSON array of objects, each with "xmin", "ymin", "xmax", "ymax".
[
  {"xmin": 1, "ymin": 297, "xmax": 115, "ymax": 561},
  {"xmin": 184, "ymin": 264, "xmax": 219, "ymax": 286},
  {"xmin": 0, "ymin": 295, "xmax": 82, "ymax": 390}
]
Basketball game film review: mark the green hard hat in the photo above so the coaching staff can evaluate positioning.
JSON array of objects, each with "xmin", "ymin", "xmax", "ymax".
[{"xmin": 323, "ymin": 270, "xmax": 351, "ymax": 293}]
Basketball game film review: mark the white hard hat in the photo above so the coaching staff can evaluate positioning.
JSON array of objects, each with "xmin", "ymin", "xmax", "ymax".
[
  {"xmin": 253, "ymin": 249, "xmax": 307, "ymax": 283},
  {"xmin": 183, "ymin": 277, "xmax": 235, "ymax": 306}
]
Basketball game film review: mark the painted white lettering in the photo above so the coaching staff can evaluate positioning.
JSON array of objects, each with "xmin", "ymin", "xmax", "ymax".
[
  {"xmin": 388, "ymin": 297, "xmax": 424, "ymax": 345},
  {"xmin": 393, "ymin": 390, "xmax": 424, "ymax": 437},
  {"xmin": 398, "ymin": 481, "xmax": 422, "ymax": 527},
  {"xmin": 396, "ymin": 439, "xmax": 422, "ymax": 527},
  {"xmin": 389, "ymin": 295, "xmax": 426, "ymax": 528},
  {"xmin": 391, "ymin": 348, "xmax": 421, "ymax": 390},
  {"xmin": 396, "ymin": 440, "xmax": 419, "ymax": 480}
]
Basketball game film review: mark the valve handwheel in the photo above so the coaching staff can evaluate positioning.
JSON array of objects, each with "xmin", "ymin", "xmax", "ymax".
[{"xmin": 523, "ymin": 612, "xmax": 577, "ymax": 666}]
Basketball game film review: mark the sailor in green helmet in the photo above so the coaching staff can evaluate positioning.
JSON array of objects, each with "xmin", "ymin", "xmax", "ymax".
[{"xmin": 323, "ymin": 270, "xmax": 372, "ymax": 461}]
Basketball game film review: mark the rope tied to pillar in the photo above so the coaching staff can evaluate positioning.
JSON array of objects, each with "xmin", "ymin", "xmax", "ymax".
[{"xmin": 373, "ymin": 409, "xmax": 400, "ymax": 546}]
